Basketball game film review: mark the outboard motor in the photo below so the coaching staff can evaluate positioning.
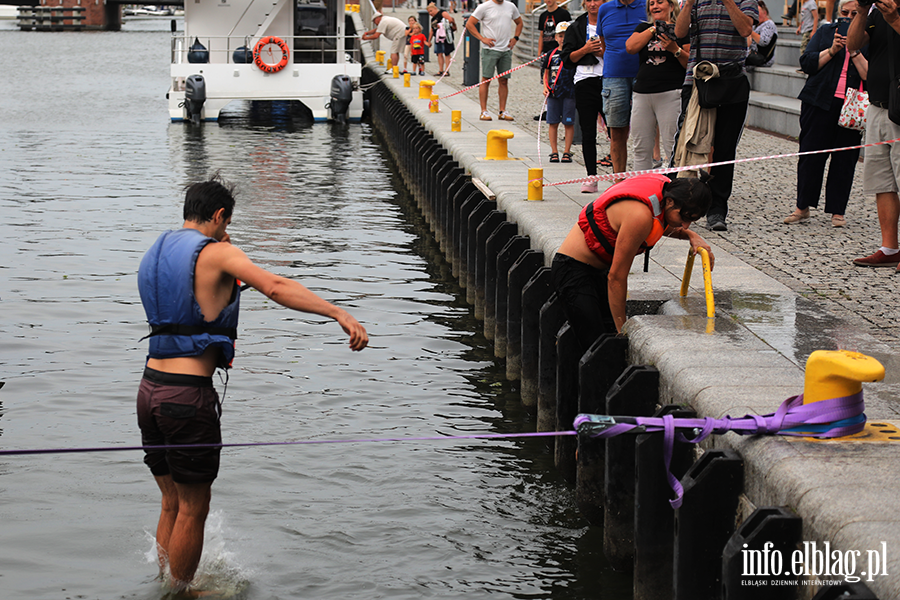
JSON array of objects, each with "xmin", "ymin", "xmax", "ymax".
[
  {"xmin": 187, "ymin": 38, "xmax": 209, "ymax": 64},
  {"xmin": 184, "ymin": 74, "xmax": 206, "ymax": 124},
  {"xmin": 329, "ymin": 75, "xmax": 353, "ymax": 123}
]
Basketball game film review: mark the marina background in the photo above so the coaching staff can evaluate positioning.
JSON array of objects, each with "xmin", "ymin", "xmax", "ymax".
[{"xmin": 0, "ymin": 17, "xmax": 632, "ymax": 600}]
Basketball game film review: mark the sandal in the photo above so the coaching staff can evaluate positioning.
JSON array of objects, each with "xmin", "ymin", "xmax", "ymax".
[
  {"xmin": 561, "ymin": 152, "xmax": 573, "ymax": 163},
  {"xmin": 598, "ymin": 154, "xmax": 613, "ymax": 167},
  {"xmin": 549, "ymin": 152, "xmax": 559, "ymax": 163}
]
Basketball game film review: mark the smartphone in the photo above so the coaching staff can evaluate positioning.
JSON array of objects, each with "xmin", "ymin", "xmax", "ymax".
[{"xmin": 836, "ymin": 17, "xmax": 851, "ymax": 36}]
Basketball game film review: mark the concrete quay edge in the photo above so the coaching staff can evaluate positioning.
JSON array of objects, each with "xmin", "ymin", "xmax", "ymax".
[{"xmin": 363, "ymin": 53, "xmax": 900, "ymax": 597}]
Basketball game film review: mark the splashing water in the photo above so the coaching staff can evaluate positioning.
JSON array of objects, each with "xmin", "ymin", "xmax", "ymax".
[{"xmin": 144, "ymin": 511, "xmax": 253, "ymax": 599}]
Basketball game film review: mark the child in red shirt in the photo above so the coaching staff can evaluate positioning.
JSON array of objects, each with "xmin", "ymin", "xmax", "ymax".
[{"xmin": 409, "ymin": 23, "xmax": 427, "ymax": 76}]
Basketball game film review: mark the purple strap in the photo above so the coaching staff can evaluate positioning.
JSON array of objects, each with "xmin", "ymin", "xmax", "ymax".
[{"xmin": 575, "ymin": 392, "xmax": 865, "ymax": 508}]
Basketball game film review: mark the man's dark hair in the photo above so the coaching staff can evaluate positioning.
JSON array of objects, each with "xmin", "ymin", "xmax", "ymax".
[
  {"xmin": 183, "ymin": 174, "xmax": 236, "ymax": 223},
  {"xmin": 662, "ymin": 174, "xmax": 713, "ymax": 223}
]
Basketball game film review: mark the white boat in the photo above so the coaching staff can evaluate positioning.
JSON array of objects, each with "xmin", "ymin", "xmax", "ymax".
[{"xmin": 167, "ymin": 0, "xmax": 364, "ymax": 123}]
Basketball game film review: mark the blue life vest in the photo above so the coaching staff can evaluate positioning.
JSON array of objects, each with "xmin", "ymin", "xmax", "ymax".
[{"xmin": 138, "ymin": 228, "xmax": 240, "ymax": 368}]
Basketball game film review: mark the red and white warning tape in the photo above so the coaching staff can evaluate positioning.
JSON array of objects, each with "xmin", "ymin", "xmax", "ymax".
[{"xmin": 438, "ymin": 52, "xmax": 547, "ymax": 100}]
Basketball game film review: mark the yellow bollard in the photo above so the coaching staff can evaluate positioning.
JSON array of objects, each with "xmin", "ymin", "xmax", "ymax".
[
  {"xmin": 404, "ymin": 72, "xmax": 411, "ymax": 87},
  {"xmin": 376, "ymin": 51, "xmax": 385, "ymax": 65},
  {"xmin": 451, "ymin": 110, "xmax": 461, "ymax": 131},
  {"xmin": 386, "ymin": 57, "xmax": 392, "ymax": 70},
  {"xmin": 393, "ymin": 65, "xmax": 399, "ymax": 79},
  {"xmin": 680, "ymin": 247, "xmax": 715, "ymax": 319},
  {"xmin": 803, "ymin": 350, "xmax": 885, "ymax": 405},
  {"xmin": 429, "ymin": 94, "xmax": 440, "ymax": 112},
  {"xmin": 527, "ymin": 168, "xmax": 543, "ymax": 201},
  {"xmin": 485, "ymin": 129, "xmax": 514, "ymax": 160},
  {"xmin": 419, "ymin": 79, "xmax": 435, "ymax": 99}
]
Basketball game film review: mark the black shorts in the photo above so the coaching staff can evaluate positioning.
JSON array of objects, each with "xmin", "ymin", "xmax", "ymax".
[
  {"xmin": 411, "ymin": 54, "xmax": 424, "ymax": 65},
  {"xmin": 550, "ymin": 253, "xmax": 616, "ymax": 354},
  {"xmin": 136, "ymin": 367, "xmax": 222, "ymax": 484}
]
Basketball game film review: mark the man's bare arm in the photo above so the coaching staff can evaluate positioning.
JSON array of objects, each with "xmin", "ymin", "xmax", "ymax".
[{"xmin": 722, "ymin": 0, "xmax": 754, "ymax": 37}]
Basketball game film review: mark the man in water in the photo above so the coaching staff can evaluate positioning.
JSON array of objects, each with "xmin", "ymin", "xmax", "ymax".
[{"xmin": 136, "ymin": 176, "xmax": 368, "ymax": 595}]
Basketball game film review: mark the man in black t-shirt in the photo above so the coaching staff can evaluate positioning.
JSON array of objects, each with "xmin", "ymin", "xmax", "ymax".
[{"xmin": 848, "ymin": 0, "xmax": 900, "ymax": 268}]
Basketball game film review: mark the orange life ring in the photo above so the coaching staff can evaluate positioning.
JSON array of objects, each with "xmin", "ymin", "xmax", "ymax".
[{"xmin": 253, "ymin": 36, "xmax": 290, "ymax": 73}]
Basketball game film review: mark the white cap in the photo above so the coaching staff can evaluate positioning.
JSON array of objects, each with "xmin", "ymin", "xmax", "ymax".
[
  {"xmin": 555, "ymin": 21, "xmax": 569, "ymax": 34},
  {"xmin": 373, "ymin": 11, "xmax": 382, "ymax": 19}
]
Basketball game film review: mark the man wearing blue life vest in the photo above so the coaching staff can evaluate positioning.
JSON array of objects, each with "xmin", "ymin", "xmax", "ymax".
[
  {"xmin": 551, "ymin": 174, "xmax": 714, "ymax": 351},
  {"xmin": 135, "ymin": 176, "xmax": 368, "ymax": 595}
]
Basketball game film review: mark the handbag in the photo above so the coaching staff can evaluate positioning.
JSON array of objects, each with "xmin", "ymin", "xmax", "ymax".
[
  {"xmin": 839, "ymin": 83, "xmax": 868, "ymax": 131},
  {"xmin": 694, "ymin": 60, "xmax": 751, "ymax": 109}
]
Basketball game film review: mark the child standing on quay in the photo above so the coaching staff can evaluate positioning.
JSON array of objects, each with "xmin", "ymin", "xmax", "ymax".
[
  {"xmin": 543, "ymin": 22, "xmax": 576, "ymax": 163},
  {"xmin": 410, "ymin": 23, "xmax": 428, "ymax": 76},
  {"xmin": 403, "ymin": 16, "xmax": 417, "ymax": 74},
  {"xmin": 797, "ymin": 0, "xmax": 818, "ymax": 53}
]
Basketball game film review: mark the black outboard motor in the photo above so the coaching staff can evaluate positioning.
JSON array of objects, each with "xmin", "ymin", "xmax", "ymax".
[
  {"xmin": 187, "ymin": 37, "xmax": 209, "ymax": 64},
  {"xmin": 184, "ymin": 74, "xmax": 206, "ymax": 124},
  {"xmin": 329, "ymin": 75, "xmax": 353, "ymax": 123}
]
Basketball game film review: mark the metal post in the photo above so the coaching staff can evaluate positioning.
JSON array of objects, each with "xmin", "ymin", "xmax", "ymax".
[
  {"xmin": 520, "ymin": 267, "xmax": 552, "ymax": 406},
  {"xmin": 554, "ymin": 322, "xmax": 579, "ymax": 484},
  {"xmin": 537, "ymin": 293, "xmax": 564, "ymax": 432},
  {"xmin": 722, "ymin": 507, "xmax": 802, "ymax": 600},
  {"xmin": 474, "ymin": 211, "xmax": 508, "ymax": 320},
  {"xmin": 484, "ymin": 222, "xmax": 518, "ymax": 340},
  {"xmin": 493, "ymin": 237, "xmax": 531, "ymax": 357},
  {"xmin": 505, "ymin": 250, "xmax": 544, "ymax": 380}
]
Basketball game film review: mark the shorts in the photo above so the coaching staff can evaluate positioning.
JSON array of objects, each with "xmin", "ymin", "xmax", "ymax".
[
  {"xmin": 481, "ymin": 49, "xmax": 512, "ymax": 79},
  {"xmin": 601, "ymin": 76, "xmax": 634, "ymax": 129},
  {"xmin": 136, "ymin": 367, "xmax": 222, "ymax": 484},
  {"xmin": 550, "ymin": 253, "xmax": 615, "ymax": 354},
  {"xmin": 863, "ymin": 105, "xmax": 900, "ymax": 195},
  {"xmin": 547, "ymin": 96, "xmax": 576, "ymax": 126},
  {"xmin": 411, "ymin": 53, "xmax": 424, "ymax": 64},
  {"xmin": 389, "ymin": 34, "xmax": 405, "ymax": 56},
  {"xmin": 434, "ymin": 41, "xmax": 455, "ymax": 55},
  {"xmin": 404, "ymin": 45, "xmax": 412, "ymax": 61}
]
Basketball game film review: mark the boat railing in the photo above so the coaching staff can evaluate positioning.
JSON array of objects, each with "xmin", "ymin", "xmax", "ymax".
[{"xmin": 171, "ymin": 34, "xmax": 362, "ymax": 66}]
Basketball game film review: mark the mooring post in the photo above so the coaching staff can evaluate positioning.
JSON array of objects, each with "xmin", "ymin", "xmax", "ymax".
[
  {"xmin": 505, "ymin": 250, "xmax": 544, "ymax": 379},
  {"xmin": 722, "ymin": 507, "xmax": 802, "ymax": 600},
  {"xmin": 537, "ymin": 293, "xmax": 565, "ymax": 432},
  {"xmin": 493, "ymin": 238, "xmax": 531, "ymax": 357},
  {"xmin": 603, "ymin": 364, "xmax": 659, "ymax": 569},
  {"xmin": 634, "ymin": 405, "xmax": 696, "ymax": 600},
  {"xmin": 483, "ymin": 222, "xmax": 519, "ymax": 340},
  {"xmin": 572, "ymin": 335, "xmax": 629, "ymax": 528},
  {"xmin": 674, "ymin": 449, "xmax": 744, "ymax": 600},
  {"xmin": 457, "ymin": 195, "xmax": 491, "ymax": 289},
  {"xmin": 555, "ymin": 322, "xmax": 580, "ymax": 484},
  {"xmin": 431, "ymin": 160, "xmax": 457, "ymax": 242},
  {"xmin": 520, "ymin": 267, "xmax": 552, "ymax": 406},
  {"xmin": 466, "ymin": 200, "xmax": 498, "ymax": 305},
  {"xmin": 450, "ymin": 186, "xmax": 480, "ymax": 278},
  {"xmin": 439, "ymin": 169, "xmax": 467, "ymax": 255},
  {"xmin": 474, "ymin": 211, "xmax": 508, "ymax": 320}
]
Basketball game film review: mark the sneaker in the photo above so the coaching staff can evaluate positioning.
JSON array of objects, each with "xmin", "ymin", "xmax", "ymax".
[
  {"xmin": 479, "ymin": 111, "xmax": 492, "ymax": 121},
  {"xmin": 652, "ymin": 158, "xmax": 663, "ymax": 169},
  {"xmin": 498, "ymin": 111, "xmax": 514, "ymax": 121},
  {"xmin": 852, "ymin": 250, "xmax": 900, "ymax": 267},
  {"xmin": 707, "ymin": 214, "xmax": 727, "ymax": 231},
  {"xmin": 581, "ymin": 181, "xmax": 598, "ymax": 194},
  {"xmin": 533, "ymin": 112, "xmax": 547, "ymax": 122},
  {"xmin": 831, "ymin": 214, "xmax": 846, "ymax": 227},
  {"xmin": 784, "ymin": 209, "xmax": 810, "ymax": 224}
]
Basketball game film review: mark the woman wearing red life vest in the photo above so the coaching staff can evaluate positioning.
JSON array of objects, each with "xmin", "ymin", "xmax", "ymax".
[{"xmin": 551, "ymin": 173, "xmax": 714, "ymax": 350}]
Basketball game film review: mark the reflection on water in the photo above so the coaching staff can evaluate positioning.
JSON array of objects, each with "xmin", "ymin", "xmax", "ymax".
[{"xmin": 0, "ymin": 20, "xmax": 630, "ymax": 600}]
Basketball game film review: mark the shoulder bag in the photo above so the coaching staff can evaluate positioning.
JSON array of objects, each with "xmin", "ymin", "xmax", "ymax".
[
  {"xmin": 693, "ymin": 60, "xmax": 751, "ymax": 109},
  {"xmin": 839, "ymin": 81, "xmax": 868, "ymax": 131}
]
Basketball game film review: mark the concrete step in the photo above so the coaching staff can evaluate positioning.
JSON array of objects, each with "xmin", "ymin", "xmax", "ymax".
[
  {"xmin": 747, "ymin": 63, "xmax": 806, "ymax": 97},
  {"xmin": 774, "ymin": 39, "xmax": 802, "ymax": 68},
  {"xmin": 747, "ymin": 90, "xmax": 800, "ymax": 137}
]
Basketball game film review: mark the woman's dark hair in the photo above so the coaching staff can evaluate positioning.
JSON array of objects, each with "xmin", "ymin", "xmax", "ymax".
[
  {"xmin": 662, "ymin": 173, "xmax": 713, "ymax": 223},
  {"xmin": 183, "ymin": 174, "xmax": 237, "ymax": 223}
]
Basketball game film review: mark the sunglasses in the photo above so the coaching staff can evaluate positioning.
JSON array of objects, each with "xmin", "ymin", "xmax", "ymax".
[{"xmin": 840, "ymin": 9, "xmax": 859, "ymax": 15}]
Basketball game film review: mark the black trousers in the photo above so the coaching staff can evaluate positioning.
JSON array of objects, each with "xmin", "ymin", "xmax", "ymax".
[
  {"xmin": 679, "ymin": 83, "xmax": 749, "ymax": 220},
  {"xmin": 576, "ymin": 77, "xmax": 605, "ymax": 177},
  {"xmin": 796, "ymin": 96, "xmax": 862, "ymax": 215}
]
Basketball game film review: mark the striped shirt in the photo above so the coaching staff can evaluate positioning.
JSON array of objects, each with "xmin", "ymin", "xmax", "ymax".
[{"xmin": 683, "ymin": 0, "xmax": 759, "ymax": 85}]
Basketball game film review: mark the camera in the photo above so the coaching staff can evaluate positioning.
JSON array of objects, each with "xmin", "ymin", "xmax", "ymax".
[
  {"xmin": 655, "ymin": 20, "xmax": 676, "ymax": 38},
  {"xmin": 858, "ymin": 0, "xmax": 875, "ymax": 7},
  {"xmin": 589, "ymin": 34, "xmax": 600, "ymax": 41}
]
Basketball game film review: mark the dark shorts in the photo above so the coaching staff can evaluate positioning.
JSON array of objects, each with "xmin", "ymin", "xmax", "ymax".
[
  {"xmin": 136, "ymin": 367, "xmax": 222, "ymax": 484},
  {"xmin": 434, "ymin": 41, "xmax": 454, "ymax": 55},
  {"xmin": 550, "ymin": 253, "xmax": 615, "ymax": 354},
  {"xmin": 411, "ymin": 53, "xmax": 424, "ymax": 65}
]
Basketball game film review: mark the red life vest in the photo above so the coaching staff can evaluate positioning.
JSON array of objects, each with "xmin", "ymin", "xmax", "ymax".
[{"xmin": 578, "ymin": 174, "xmax": 670, "ymax": 265}]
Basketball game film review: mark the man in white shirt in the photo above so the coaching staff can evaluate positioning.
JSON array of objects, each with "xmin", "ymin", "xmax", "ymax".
[
  {"xmin": 362, "ymin": 12, "xmax": 408, "ymax": 70},
  {"xmin": 466, "ymin": 0, "xmax": 524, "ymax": 121}
]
